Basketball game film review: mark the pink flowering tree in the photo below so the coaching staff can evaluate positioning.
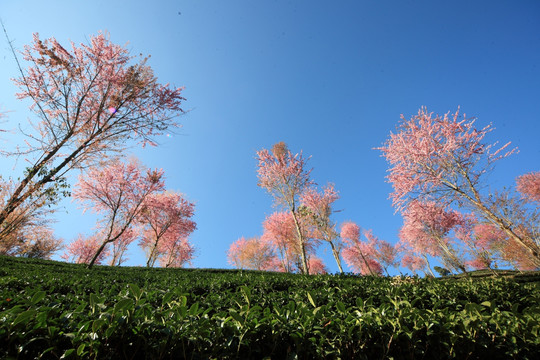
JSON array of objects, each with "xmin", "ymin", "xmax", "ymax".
[
  {"xmin": 227, "ymin": 236, "xmax": 279, "ymax": 271},
  {"xmin": 300, "ymin": 183, "xmax": 344, "ymax": 273},
  {"xmin": 159, "ymin": 235, "xmax": 195, "ymax": 268},
  {"xmin": 308, "ymin": 256, "xmax": 328, "ymax": 275},
  {"xmin": 363, "ymin": 230, "xmax": 399, "ymax": 276},
  {"xmin": 73, "ymin": 158, "xmax": 165, "ymax": 268},
  {"xmin": 517, "ymin": 172, "xmax": 540, "ymax": 202},
  {"xmin": 340, "ymin": 221, "xmax": 382, "ymax": 275},
  {"xmin": 138, "ymin": 192, "xmax": 196, "ymax": 267},
  {"xmin": 399, "ymin": 200, "xmax": 467, "ymax": 274},
  {"xmin": 62, "ymin": 234, "xmax": 110, "ymax": 265},
  {"xmin": 256, "ymin": 142, "xmax": 314, "ymax": 274},
  {"xmin": 261, "ymin": 212, "xmax": 299, "ymax": 273},
  {"xmin": 0, "ymin": 32, "xmax": 185, "ymax": 242},
  {"xmin": 378, "ymin": 108, "xmax": 540, "ymax": 267},
  {"xmin": 261, "ymin": 211, "xmax": 320, "ymax": 273},
  {"xmin": 401, "ymin": 254, "xmax": 428, "ymax": 276}
]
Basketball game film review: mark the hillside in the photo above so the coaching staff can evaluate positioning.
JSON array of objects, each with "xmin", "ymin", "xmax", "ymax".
[{"xmin": 1, "ymin": 256, "xmax": 539, "ymax": 359}]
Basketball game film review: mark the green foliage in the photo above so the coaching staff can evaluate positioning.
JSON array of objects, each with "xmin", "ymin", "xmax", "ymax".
[{"xmin": 1, "ymin": 255, "xmax": 539, "ymax": 359}]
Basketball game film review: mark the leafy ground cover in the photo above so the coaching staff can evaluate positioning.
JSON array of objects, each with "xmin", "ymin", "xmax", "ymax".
[{"xmin": 1, "ymin": 255, "xmax": 539, "ymax": 359}]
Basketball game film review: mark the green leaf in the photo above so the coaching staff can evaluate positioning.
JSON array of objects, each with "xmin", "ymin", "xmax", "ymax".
[
  {"xmin": 480, "ymin": 301, "xmax": 491, "ymax": 308},
  {"xmin": 60, "ymin": 349, "xmax": 75, "ymax": 359},
  {"xmin": 189, "ymin": 302, "xmax": 200, "ymax": 316},
  {"xmin": 162, "ymin": 292, "xmax": 174, "ymax": 305},
  {"xmin": 307, "ymin": 292, "xmax": 316, "ymax": 308},
  {"xmin": 12, "ymin": 309, "xmax": 36, "ymax": 327},
  {"xmin": 114, "ymin": 298, "xmax": 134, "ymax": 313},
  {"xmin": 31, "ymin": 290, "xmax": 46, "ymax": 305},
  {"xmin": 77, "ymin": 344, "xmax": 86, "ymax": 356},
  {"xmin": 336, "ymin": 301, "xmax": 346, "ymax": 313},
  {"xmin": 230, "ymin": 310, "xmax": 244, "ymax": 326},
  {"xmin": 129, "ymin": 283, "xmax": 142, "ymax": 300}
]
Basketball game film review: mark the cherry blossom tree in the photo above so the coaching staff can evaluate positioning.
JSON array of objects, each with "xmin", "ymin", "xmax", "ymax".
[
  {"xmin": 138, "ymin": 192, "xmax": 196, "ymax": 267},
  {"xmin": 73, "ymin": 158, "xmax": 165, "ymax": 267},
  {"xmin": 0, "ymin": 31, "xmax": 185, "ymax": 242},
  {"xmin": 308, "ymin": 256, "xmax": 328, "ymax": 274},
  {"xmin": 378, "ymin": 108, "xmax": 540, "ymax": 267},
  {"xmin": 401, "ymin": 254, "xmax": 428, "ymax": 276},
  {"xmin": 517, "ymin": 172, "xmax": 540, "ymax": 202},
  {"xmin": 257, "ymin": 142, "xmax": 314, "ymax": 274},
  {"xmin": 300, "ymin": 183, "xmax": 344, "ymax": 273},
  {"xmin": 261, "ymin": 211, "xmax": 319, "ymax": 273},
  {"xmin": 159, "ymin": 235, "xmax": 195, "ymax": 268},
  {"xmin": 61, "ymin": 234, "xmax": 109, "ymax": 265},
  {"xmin": 399, "ymin": 200, "xmax": 467, "ymax": 274},
  {"xmin": 261, "ymin": 212, "xmax": 298, "ymax": 272},
  {"xmin": 227, "ymin": 236, "xmax": 278, "ymax": 271},
  {"xmin": 340, "ymin": 221, "xmax": 382, "ymax": 275},
  {"xmin": 363, "ymin": 230, "xmax": 399, "ymax": 276}
]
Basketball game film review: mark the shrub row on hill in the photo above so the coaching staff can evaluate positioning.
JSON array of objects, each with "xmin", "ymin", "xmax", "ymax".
[{"xmin": 1, "ymin": 256, "xmax": 539, "ymax": 359}]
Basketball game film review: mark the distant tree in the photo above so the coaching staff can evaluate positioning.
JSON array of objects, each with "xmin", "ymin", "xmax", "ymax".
[
  {"xmin": 401, "ymin": 254, "xmax": 428, "ymax": 276},
  {"xmin": 378, "ymin": 108, "xmax": 540, "ymax": 267},
  {"xmin": 0, "ymin": 31, "xmax": 185, "ymax": 243},
  {"xmin": 138, "ymin": 192, "xmax": 196, "ymax": 267},
  {"xmin": 300, "ymin": 183, "xmax": 344, "ymax": 273},
  {"xmin": 159, "ymin": 235, "xmax": 195, "ymax": 268},
  {"xmin": 73, "ymin": 158, "xmax": 165, "ymax": 268},
  {"xmin": 257, "ymin": 142, "xmax": 314, "ymax": 274},
  {"xmin": 308, "ymin": 256, "xmax": 328, "ymax": 274},
  {"xmin": 433, "ymin": 266, "xmax": 451, "ymax": 277},
  {"xmin": 108, "ymin": 227, "xmax": 138, "ymax": 266},
  {"xmin": 363, "ymin": 229, "xmax": 399, "ymax": 276},
  {"xmin": 340, "ymin": 221, "xmax": 382, "ymax": 275},
  {"xmin": 0, "ymin": 222, "xmax": 63, "ymax": 259},
  {"xmin": 227, "ymin": 236, "xmax": 278, "ymax": 271},
  {"xmin": 62, "ymin": 234, "xmax": 109, "ymax": 265}
]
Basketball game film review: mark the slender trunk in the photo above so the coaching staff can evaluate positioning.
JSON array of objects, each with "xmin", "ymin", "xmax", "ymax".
[
  {"xmin": 147, "ymin": 241, "xmax": 159, "ymax": 267},
  {"xmin": 290, "ymin": 210, "xmax": 309, "ymax": 275},
  {"xmin": 87, "ymin": 239, "xmax": 110, "ymax": 268},
  {"xmin": 423, "ymin": 254, "xmax": 436, "ymax": 277},
  {"xmin": 329, "ymin": 241, "xmax": 344, "ymax": 274},
  {"xmin": 359, "ymin": 249, "xmax": 375, "ymax": 276}
]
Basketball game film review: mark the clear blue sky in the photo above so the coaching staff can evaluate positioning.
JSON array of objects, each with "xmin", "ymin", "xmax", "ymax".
[{"xmin": 1, "ymin": 1, "xmax": 539, "ymax": 274}]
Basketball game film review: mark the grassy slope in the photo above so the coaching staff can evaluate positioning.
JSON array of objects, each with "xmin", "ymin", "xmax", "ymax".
[{"xmin": 1, "ymin": 255, "xmax": 539, "ymax": 359}]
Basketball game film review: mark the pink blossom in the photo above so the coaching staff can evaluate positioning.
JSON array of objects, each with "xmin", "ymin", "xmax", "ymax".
[{"xmin": 516, "ymin": 172, "xmax": 540, "ymax": 202}]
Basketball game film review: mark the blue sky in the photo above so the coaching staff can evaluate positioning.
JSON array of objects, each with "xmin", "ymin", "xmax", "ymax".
[{"xmin": 1, "ymin": 0, "xmax": 539, "ymax": 274}]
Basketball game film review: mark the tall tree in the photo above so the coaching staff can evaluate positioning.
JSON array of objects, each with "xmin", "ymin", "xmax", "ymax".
[
  {"xmin": 378, "ymin": 108, "xmax": 540, "ymax": 267},
  {"xmin": 138, "ymin": 192, "xmax": 196, "ymax": 267},
  {"xmin": 72, "ymin": 158, "xmax": 165, "ymax": 268},
  {"xmin": 256, "ymin": 142, "xmax": 314, "ymax": 274},
  {"xmin": 300, "ymin": 183, "xmax": 344, "ymax": 273},
  {"xmin": 0, "ymin": 31, "xmax": 185, "ymax": 242}
]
